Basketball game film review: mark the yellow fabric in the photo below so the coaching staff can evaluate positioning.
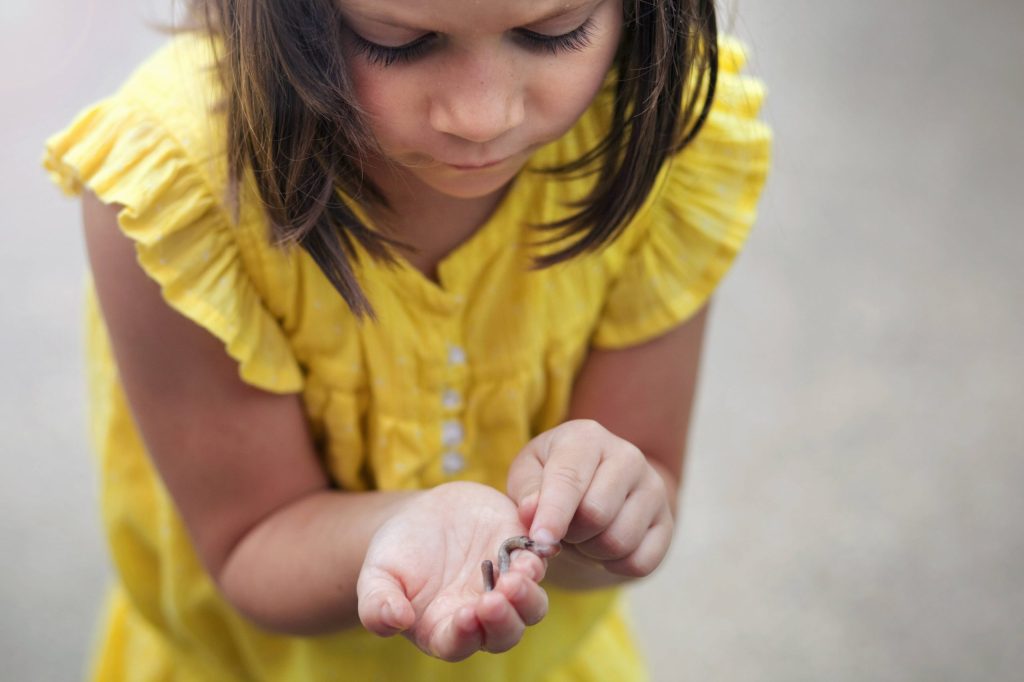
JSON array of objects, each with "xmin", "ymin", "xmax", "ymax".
[{"xmin": 44, "ymin": 32, "xmax": 770, "ymax": 682}]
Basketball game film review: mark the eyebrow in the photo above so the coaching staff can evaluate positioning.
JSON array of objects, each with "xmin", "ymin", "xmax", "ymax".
[{"xmin": 349, "ymin": 0, "xmax": 595, "ymax": 32}]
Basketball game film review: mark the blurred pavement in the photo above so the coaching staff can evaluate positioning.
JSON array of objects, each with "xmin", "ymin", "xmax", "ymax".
[{"xmin": 2, "ymin": 0, "xmax": 1022, "ymax": 680}]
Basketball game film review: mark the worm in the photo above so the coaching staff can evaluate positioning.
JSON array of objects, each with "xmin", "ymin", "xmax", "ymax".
[{"xmin": 481, "ymin": 535, "xmax": 560, "ymax": 591}]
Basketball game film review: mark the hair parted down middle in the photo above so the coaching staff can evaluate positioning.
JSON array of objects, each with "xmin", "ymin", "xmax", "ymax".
[{"xmin": 182, "ymin": 0, "xmax": 718, "ymax": 319}]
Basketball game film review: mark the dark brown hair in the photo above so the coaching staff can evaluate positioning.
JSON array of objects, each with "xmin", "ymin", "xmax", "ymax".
[{"xmin": 182, "ymin": 0, "xmax": 718, "ymax": 319}]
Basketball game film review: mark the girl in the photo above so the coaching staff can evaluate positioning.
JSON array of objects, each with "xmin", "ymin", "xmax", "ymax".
[{"xmin": 44, "ymin": 0, "xmax": 770, "ymax": 679}]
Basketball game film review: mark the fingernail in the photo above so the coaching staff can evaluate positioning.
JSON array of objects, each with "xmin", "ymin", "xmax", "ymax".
[{"xmin": 532, "ymin": 528, "xmax": 556, "ymax": 546}]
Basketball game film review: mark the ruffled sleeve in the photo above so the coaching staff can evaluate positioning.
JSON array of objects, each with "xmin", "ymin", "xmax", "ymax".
[
  {"xmin": 591, "ymin": 37, "xmax": 772, "ymax": 349},
  {"xmin": 43, "ymin": 99, "xmax": 304, "ymax": 393}
]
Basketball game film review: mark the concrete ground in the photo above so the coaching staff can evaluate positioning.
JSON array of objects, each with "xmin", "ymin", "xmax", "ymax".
[{"xmin": 2, "ymin": 0, "xmax": 1021, "ymax": 680}]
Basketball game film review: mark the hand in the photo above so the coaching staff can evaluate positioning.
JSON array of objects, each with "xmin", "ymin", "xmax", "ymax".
[
  {"xmin": 356, "ymin": 482, "xmax": 550, "ymax": 661},
  {"xmin": 507, "ymin": 420, "xmax": 674, "ymax": 581}
]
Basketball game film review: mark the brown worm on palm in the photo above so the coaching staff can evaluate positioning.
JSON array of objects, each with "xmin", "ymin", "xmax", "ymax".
[{"xmin": 481, "ymin": 535, "xmax": 561, "ymax": 591}]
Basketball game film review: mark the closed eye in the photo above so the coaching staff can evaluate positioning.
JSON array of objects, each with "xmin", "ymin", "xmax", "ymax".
[
  {"xmin": 349, "ymin": 32, "xmax": 437, "ymax": 68},
  {"xmin": 515, "ymin": 17, "xmax": 596, "ymax": 55},
  {"xmin": 349, "ymin": 17, "xmax": 598, "ymax": 68}
]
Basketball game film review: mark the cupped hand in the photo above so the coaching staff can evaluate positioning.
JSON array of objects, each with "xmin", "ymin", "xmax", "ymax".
[
  {"xmin": 507, "ymin": 419, "xmax": 674, "ymax": 580},
  {"xmin": 356, "ymin": 481, "xmax": 549, "ymax": 661}
]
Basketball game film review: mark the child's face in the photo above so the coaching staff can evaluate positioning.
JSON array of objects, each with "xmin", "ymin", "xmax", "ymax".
[{"xmin": 338, "ymin": 0, "xmax": 624, "ymax": 201}]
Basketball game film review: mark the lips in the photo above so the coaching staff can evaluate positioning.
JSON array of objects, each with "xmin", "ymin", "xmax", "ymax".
[{"xmin": 446, "ymin": 157, "xmax": 507, "ymax": 170}]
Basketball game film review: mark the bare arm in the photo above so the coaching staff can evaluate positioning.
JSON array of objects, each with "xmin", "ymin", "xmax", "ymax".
[
  {"xmin": 538, "ymin": 304, "xmax": 709, "ymax": 590},
  {"xmin": 567, "ymin": 304, "xmax": 709, "ymax": 513},
  {"xmin": 82, "ymin": 191, "xmax": 417, "ymax": 634}
]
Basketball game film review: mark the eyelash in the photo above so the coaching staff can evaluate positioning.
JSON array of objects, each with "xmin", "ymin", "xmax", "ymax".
[{"xmin": 350, "ymin": 17, "xmax": 597, "ymax": 68}]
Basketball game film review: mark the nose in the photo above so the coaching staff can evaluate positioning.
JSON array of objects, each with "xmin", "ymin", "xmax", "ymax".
[{"xmin": 429, "ymin": 52, "xmax": 525, "ymax": 144}]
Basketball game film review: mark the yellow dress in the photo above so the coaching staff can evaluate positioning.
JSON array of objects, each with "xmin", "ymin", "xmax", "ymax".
[{"xmin": 44, "ymin": 32, "xmax": 770, "ymax": 682}]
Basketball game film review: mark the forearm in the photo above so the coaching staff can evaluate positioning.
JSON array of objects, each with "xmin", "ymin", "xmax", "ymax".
[{"xmin": 217, "ymin": 488, "xmax": 420, "ymax": 636}]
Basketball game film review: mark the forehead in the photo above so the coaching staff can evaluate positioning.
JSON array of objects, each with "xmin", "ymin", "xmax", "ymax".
[{"xmin": 338, "ymin": 0, "xmax": 596, "ymax": 30}]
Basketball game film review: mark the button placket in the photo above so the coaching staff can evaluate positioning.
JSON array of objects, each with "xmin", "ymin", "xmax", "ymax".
[
  {"xmin": 441, "ymin": 420, "xmax": 464, "ymax": 447},
  {"xmin": 447, "ymin": 344, "xmax": 467, "ymax": 366},
  {"xmin": 442, "ymin": 451, "xmax": 466, "ymax": 475},
  {"xmin": 442, "ymin": 388, "xmax": 462, "ymax": 410},
  {"xmin": 440, "ymin": 338, "xmax": 468, "ymax": 476}
]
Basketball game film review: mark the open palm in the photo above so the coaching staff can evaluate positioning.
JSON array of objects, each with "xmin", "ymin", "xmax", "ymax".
[{"xmin": 356, "ymin": 482, "xmax": 549, "ymax": 661}]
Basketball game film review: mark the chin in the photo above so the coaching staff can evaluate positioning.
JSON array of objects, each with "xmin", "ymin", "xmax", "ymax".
[{"xmin": 415, "ymin": 167, "xmax": 521, "ymax": 200}]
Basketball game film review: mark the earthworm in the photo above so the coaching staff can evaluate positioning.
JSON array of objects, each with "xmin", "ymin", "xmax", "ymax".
[{"xmin": 481, "ymin": 535, "xmax": 560, "ymax": 591}]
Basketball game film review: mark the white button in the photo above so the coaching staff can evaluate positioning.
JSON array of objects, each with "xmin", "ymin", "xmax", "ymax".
[
  {"xmin": 447, "ymin": 345, "xmax": 467, "ymax": 365},
  {"xmin": 442, "ymin": 388, "xmax": 461, "ymax": 409},
  {"xmin": 442, "ymin": 451, "xmax": 466, "ymax": 475},
  {"xmin": 441, "ymin": 420, "xmax": 464, "ymax": 447}
]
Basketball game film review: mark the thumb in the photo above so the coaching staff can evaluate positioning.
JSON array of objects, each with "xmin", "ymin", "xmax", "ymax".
[{"xmin": 356, "ymin": 567, "xmax": 415, "ymax": 637}]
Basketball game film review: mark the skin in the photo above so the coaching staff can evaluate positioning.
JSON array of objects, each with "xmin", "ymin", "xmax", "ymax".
[
  {"xmin": 357, "ymin": 483, "xmax": 550, "ymax": 657},
  {"xmin": 482, "ymin": 536, "xmax": 561, "ymax": 592},
  {"xmin": 79, "ymin": 0, "xmax": 711, "ymax": 663},
  {"xmin": 339, "ymin": 0, "xmax": 623, "ymax": 198},
  {"xmin": 336, "ymin": 0, "xmax": 624, "ymax": 277}
]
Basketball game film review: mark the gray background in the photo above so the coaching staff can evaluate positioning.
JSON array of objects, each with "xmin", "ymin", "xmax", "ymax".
[{"xmin": 2, "ymin": 0, "xmax": 1022, "ymax": 680}]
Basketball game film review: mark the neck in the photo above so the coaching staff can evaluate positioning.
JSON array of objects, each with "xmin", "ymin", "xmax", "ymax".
[{"xmin": 363, "ymin": 159, "xmax": 513, "ymax": 276}]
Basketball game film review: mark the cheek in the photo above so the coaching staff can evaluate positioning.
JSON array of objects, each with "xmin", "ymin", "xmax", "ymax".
[
  {"xmin": 347, "ymin": 64, "xmax": 418, "ymax": 148},
  {"xmin": 530, "ymin": 33, "xmax": 622, "ymax": 139},
  {"xmin": 539, "ymin": 65, "xmax": 607, "ymax": 120}
]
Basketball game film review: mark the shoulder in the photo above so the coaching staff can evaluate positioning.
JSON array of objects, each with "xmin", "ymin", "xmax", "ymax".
[
  {"xmin": 621, "ymin": 35, "xmax": 772, "ymax": 244},
  {"xmin": 44, "ymin": 34, "xmax": 303, "ymax": 393},
  {"xmin": 587, "ymin": 37, "xmax": 772, "ymax": 349},
  {"xmin": 115, "ymin": 32, "xmax": 229, "ymax": 182},
  {"xmin": 44, "ymin": 31, "xmax": 232, "ymax": 206},
  {"xmin": 118, "ymin": 32, "xmax": 224, "ymax": 125}
]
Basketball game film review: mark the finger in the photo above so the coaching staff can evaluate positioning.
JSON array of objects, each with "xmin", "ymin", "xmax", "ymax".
[
  {"xmin": 476, "ymin": 590, "xmax": 526, "ymax": 653},
  {"xmin": 500, "ymin": 542, "xmax": 548, "ymax": 584},
  {"xmin": 563, "ymin": 446, "xmax": 646, "ymax": 544},
  {"xmin": 603, "ymin": 511, "xmax": 674, "ymax": 579},
  {"xmin": 496, "ymin": 567, "xmax": 549, "ymax": 627},
  {"xmin": 574, "ymin": 488, "xmax": 660, "ymax": 561},
  {"xmin": 422, "ymin": 605, "xmax": 484, "ymax": 662},
  {"xmin": 356, "ymin": 567, "xmax": 416, "ymax": 637},
  {"xmin": 515, "ymin": 423, "xmax": 608, "ymax": 546}
]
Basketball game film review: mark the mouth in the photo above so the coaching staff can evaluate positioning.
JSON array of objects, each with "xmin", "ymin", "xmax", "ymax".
[{"xmin": 445, "ymin": 157, "xmax": 509, "ymax": 171}]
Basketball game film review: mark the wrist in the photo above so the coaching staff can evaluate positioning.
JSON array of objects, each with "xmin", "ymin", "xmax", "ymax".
[{"xmin": 218, "ymin": 487, "xmax": 423, "ymax": 635}]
